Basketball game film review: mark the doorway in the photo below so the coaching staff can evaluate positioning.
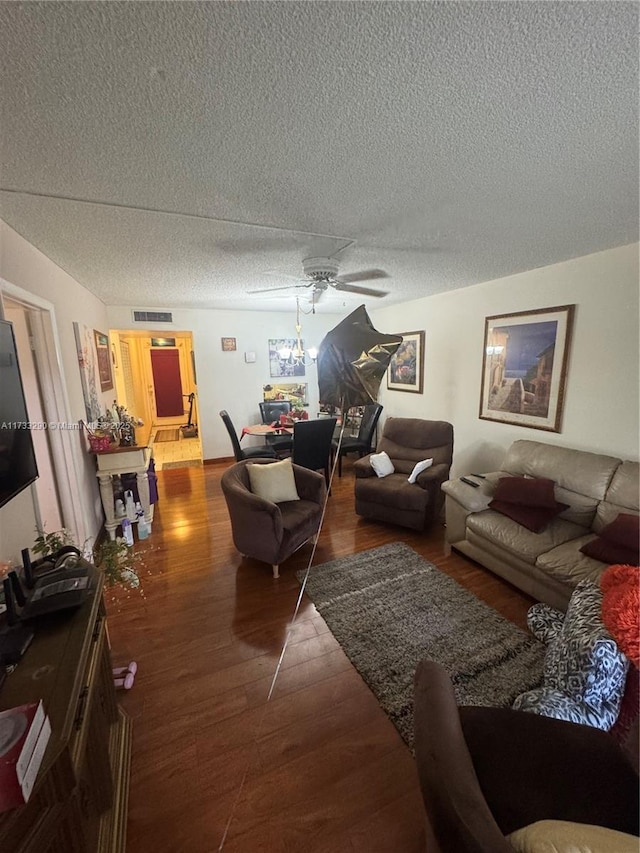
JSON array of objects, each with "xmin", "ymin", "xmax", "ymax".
[
  {"xmin": 110, "ymin": 329, "xmax": 202, "ymax": 470},
  {"xmin": 150, "ymin": 348, "xmax": 184, "ymax": 419}
]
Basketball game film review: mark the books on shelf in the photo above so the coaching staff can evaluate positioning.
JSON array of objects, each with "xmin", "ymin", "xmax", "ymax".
[{"xmin": 0, "ymin": 700, "xmax": 51, "ymax": 812}]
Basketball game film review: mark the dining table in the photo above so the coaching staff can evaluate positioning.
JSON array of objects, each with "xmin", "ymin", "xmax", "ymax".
[
  {"xmin": 240, "ymin": 423, "xmax": 294, "ymax": 440},
  {"xmin": 240, "ymin": 422, "xmax": 294, "ymax": 456}
]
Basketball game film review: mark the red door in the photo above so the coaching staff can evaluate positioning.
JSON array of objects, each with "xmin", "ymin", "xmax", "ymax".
[{"xmin": 150, "ymin": 349, "xmax": 184, "ymax": 417}]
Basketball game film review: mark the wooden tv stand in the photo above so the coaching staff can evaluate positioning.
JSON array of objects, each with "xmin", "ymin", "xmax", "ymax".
[{"xmin": 0, "ymin": 564, "xmax": 132, "ymax": 852}]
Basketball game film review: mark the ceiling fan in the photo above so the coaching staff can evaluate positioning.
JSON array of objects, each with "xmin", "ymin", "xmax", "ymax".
[{"xmin": 248, "ymin": 257, "xmax": 390, "ymax": 303}]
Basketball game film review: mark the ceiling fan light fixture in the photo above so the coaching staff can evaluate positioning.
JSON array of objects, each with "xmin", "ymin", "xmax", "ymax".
[
  {"xmin": 251, "ymin": 256, "xmax": 389, "ymax": 300},
  {"xmin": 302, "ymin": 257, "xmax": 340, "ymax": 281},
  {"xmin": 278, "ymin": 298, "xmax": 318, "ymax": 366}
]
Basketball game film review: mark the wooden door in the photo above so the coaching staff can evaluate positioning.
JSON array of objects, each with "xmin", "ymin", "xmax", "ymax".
[{"xmin": 150, "ymin": 349, "xmax": 184, "ymax": 418}]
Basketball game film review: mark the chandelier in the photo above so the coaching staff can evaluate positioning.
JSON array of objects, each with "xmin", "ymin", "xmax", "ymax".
[{"xmin": 277, "ymin": 298, "xmax": 318, "ymax": 365}]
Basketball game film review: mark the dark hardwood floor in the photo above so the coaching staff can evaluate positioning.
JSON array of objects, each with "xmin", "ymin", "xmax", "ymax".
[{"xmin": 105, "ymin": 458, "xmax": 535, "ymax": 853}]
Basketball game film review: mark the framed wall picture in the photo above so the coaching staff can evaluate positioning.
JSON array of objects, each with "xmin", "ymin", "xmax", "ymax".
[
  {"xmin": 387, "ymin": 330, "xmax": 425, "ymax": 393},
  {"xmin": 263, "ymin": 383, "xmax": 308, "ymax": 405},
  {"xmin": 73, "ymin": 322, "xmax": 102, "ymax": 421},
  {"xmin": 221, "ymin": 337, "xmax": 237, "ymax": 352},
  {"xmin": 479, "ymin": 304, "xmax": 575, "ymax": 432},
  {"xmin": 93, "ymin": 330, "xmax": 114, "ymax": 392}
]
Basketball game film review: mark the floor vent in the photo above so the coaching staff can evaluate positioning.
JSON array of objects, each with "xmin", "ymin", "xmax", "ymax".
[{"xmin": 133, "ymin": 310, "xmax": 173, "ymax": 323}]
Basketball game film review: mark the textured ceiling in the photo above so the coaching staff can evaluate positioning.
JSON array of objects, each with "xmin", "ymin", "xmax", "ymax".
[{"xmin": 0, "ymin": 1, "xmax": 637, "ymax": 314}]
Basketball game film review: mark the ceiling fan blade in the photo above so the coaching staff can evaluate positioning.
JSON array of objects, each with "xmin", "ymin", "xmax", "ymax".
[
  {"xmin": 332, "ymin": 282, "xmax": 389, "ymax": 298},
  {"xmin": 263, "ymin": 270, "xmax": 307, "ymax": 281},
  {"xmin": 335, "ymin": 269, "xmax": 390, "ymax": 284},
  {"xmin": 247, "ymin": 283, "xmax": 313, "ymax": 294}
]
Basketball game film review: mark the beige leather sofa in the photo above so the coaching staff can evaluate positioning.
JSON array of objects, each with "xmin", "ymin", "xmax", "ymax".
[{"xmin": 441, "ymin": 440, "xmax": 639, "ymax": 611}]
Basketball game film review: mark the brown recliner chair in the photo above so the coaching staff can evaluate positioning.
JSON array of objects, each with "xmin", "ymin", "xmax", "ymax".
[
  {"xmin": 413, "ymin": 659, "xmax": 639, "ymax": 853},
  {"xmin": 353, "ymin": 418, "xmax": 453, "ymax": 530},
  {"xmin": 221, "ymin": 458, "xmax": 326, "ymax": 578}
]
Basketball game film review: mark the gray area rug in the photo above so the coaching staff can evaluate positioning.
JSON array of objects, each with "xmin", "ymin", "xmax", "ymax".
[{"xmin": 297, "ymin": 542, "xmax": 545, "ymax": 749}]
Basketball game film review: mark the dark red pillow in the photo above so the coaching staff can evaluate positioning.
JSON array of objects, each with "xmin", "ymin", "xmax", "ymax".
[
  {"xmin": 600, "ymin": 513, "xmax": 640, "ymax": 551},
  {"xmin": 580, "ymin": 514, "xmax": 640, "ymax": 566},
  {"xmin": 580, "ymin": 537, "xmax": 639, "ymax": 567},
  {"xmin": 489, "ymin": 499, "xmax": 569, "ymax": 533},
  {"xmin": 493, "ymin": 476, "xmax": 559, "ymax": 509}
]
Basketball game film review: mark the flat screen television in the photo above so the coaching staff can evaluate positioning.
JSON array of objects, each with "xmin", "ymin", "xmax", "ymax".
[{"xmin": 0, "ymin": 319, "xmax": 39, "ymax": 509}]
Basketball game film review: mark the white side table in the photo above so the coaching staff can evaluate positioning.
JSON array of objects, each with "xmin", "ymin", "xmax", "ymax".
[{"xmin": 94, "ymin": 446, "xmax": 154, "ymax": 540}]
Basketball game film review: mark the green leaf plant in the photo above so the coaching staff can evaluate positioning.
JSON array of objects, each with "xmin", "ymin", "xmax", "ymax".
[{"xmin": 33, "ymin": 527, "xmax": 145, "ymax": 593}]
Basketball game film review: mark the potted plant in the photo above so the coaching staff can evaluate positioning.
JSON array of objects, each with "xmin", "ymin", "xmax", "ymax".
[
  {"xmin": 33, "ymin": 528, "xmax": 77, "ymax": 562},
  {"xmin": 32, "ymin": 528, "xmax": 144, "ymax": 593},
  {"xmin": 92, "ymin": 537, "xmax": 144, "ymax": 592}
]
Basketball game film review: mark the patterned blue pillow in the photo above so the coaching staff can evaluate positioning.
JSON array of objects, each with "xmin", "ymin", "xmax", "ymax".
[{"xmin": 513, "ymin": 580, "xmax": 629, "ymax": 730}]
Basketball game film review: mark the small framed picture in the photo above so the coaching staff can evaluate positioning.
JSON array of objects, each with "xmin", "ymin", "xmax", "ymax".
[
  {"xmin": 221, "ymin": 337, "xmax": 237, "ymax": 352},
  {"xmin": 387, "ymin": 331, "xmax": 425, "ymax": 394},
  {"xmin": 93, "ymin": 330, "xmax": 114, "ymax": 392}
]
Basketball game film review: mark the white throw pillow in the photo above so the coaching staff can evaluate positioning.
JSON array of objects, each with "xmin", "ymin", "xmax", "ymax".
[
  {"xmin": 507, "ymin": 819, "xmax": 639, "ymax": 853},
  {"xmin": 247, "ymin": 458, "xmax": 300, "ymax": 503},
  {"xmin": 370, "ymin": 451, "xmax": 395, "ymax": 478},
  {"xmin": 408, "ymin": 458, "xmax": 433, "ymax": 484}
]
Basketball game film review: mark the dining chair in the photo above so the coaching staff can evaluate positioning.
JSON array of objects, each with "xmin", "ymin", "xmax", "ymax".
[
  {"xmin": 292, "ymin": 417, "xmax": 338, "ymax": 487},
  {"xmin": 219, "ymin": 410, "xmax": 278, "ymax": 462},
  {"xmin": 332, "ymin": 403, "xmax": 383, "ymax": 476},
  {"xmin": 259, "ymin": 400, "xmax": 292, "ymax": 423},
  {"xmin": 258, "ymin": 400, "xmax": 293, "ymax": 455}
]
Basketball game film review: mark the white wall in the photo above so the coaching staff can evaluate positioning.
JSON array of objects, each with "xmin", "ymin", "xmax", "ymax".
[
  {"xmin": 105, "ymin": 306, "xmax": 339, "ymax": 459},
  {"xmin": 372, "ymin": 243, "xmax": 639, "ymax": 475},
  {"xmin": 0, "ymin": 221, "xmax": 111, "ymax": 564}
]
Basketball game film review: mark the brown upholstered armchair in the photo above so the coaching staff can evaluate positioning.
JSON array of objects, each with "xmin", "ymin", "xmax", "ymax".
[
  {"xmin": 413, "ymin": 660, "xmax": 639, "ymax": 853},
  {"xmin": 353, "ymin": 418, "xmax": 453, "ymax": 530},
  {"xmin": 221, "ymin": 459, "xmax": 326, "ymax": 578}
]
